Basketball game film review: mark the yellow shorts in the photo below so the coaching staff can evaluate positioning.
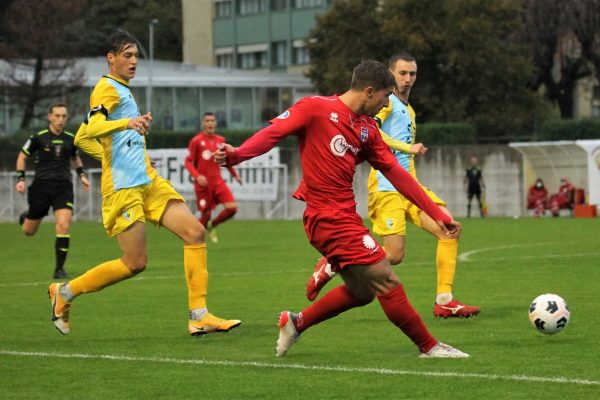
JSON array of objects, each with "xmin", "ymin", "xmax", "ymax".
[
  {"xmin": 368, "ymin": 185, "xmax": 445, "ymax": 236},
  {"xmin": 102, "ymin": 175, "xmax": 185, "ymax": 237}
]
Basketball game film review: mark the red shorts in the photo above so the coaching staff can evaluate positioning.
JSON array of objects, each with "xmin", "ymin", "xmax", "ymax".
[
  {"xmin": 303, "ymin": 206, "xmax": 386, "ymax": 271},
  {"xmin": 195, "ymin": 182, "xmax": 235, "ymax": 211}
]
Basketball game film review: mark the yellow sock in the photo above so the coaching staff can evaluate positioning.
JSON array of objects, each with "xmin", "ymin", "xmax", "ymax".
[
  {"xmin": 436, "ymin": 239, "xmax": 458, "ymax": 295},
  {"xmin": 69, "ymin": 258, "xmax": 134, "ymax": 297},
  {"xmin": 184, "ymin": 243, "xmax": 207, "ymax": 310}
]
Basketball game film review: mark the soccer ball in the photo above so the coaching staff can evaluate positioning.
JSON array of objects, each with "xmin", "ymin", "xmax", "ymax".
[{"xmin": 528, "ymin": 294, "xmax": 570, "ymax": 334}]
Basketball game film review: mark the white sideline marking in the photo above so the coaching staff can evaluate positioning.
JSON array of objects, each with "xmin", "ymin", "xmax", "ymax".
[
  {"xmin": 1, "ymin": 349, "xmax": 598, "ymax": 386},
  {"xmin": 457, "ymin": 241, "xmax": 595, "ymax": 262}
]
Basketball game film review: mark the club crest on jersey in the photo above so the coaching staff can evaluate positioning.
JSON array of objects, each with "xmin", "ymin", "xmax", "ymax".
[
  {"xmin": 202, "ymin": 149, "xmax": 212, "ymax": 160},
  {"xmin": 360, "ymin": 127, "xmax": 369, "ymax": 142},
  {"xmin": 277, "ymin": 110, "xmax": 290, "ymax": 119},
  {"xmin": 330, "ymin": 112, "xmax": 338, "ymax": 123},
  {"xmin": 330, "ymin": 134, "xmax": 359, "ymax": 157}
]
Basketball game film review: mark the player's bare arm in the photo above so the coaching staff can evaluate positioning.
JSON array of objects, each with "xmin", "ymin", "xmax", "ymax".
[
  {"xmin": 196, "ymin": 175, "xmax": 208, "ymax": 186},
  {"xmin": 72, "ymin": 156, "xmax": 91, "ymax": 192}
]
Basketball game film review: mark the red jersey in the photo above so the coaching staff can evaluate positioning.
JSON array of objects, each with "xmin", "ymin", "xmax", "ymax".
[
  {"xmin": 185, "ymin": 131, "xmax": 238, "ymax": 190},
  {"xmin": 226, "ymin": 96, "xmax": 449, "ymax": 223}
]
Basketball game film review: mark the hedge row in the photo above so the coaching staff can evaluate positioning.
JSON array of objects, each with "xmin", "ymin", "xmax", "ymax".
[{"xmin": 1, "ymin": 119, "xmax": 599, "ymax": 152}]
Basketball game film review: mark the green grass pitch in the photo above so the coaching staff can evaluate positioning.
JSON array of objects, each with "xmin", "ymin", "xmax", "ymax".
[{"xmin": 0, "ymin": 217, "xmax": 599, "ymax": 399}]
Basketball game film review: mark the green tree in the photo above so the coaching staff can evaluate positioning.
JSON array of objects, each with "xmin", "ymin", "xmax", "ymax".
[
  {"xmin": 82, "ymin": 0, "xmax": 182, "ymax": 61},
  {"xmin": 0, "ymin": 0, "xmax": 87, "ymax": 130},
  {"xmin": 307, "ymin": 0, "xmax": 542, "ymax": 142},
  {"xmin": 306, "ymin": 0, "xmax": 386, "ymax": 94},
  {"xmin": 522, "ymin": 0, "xmax": 591, "ymax": 119}
]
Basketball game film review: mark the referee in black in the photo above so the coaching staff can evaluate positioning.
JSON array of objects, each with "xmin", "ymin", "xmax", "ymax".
[{"xmin": 15, "ymin": 103, "xmax": 90, "ymax": 279}]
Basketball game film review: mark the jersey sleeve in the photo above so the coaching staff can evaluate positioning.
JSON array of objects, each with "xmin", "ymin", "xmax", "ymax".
[
  {"xmin": 373, "ymin": 101, "xmax": 392, "ymax": 128},
  {"xmin": 379, "ymin": 129, "xmax": 413, "ymax": 153},
  {"xmin": 20, "ymin": 134, "xmax": 38, "ymax": 156},
  {"xmin": 184, "ymin": 136, "xmax": 200, "ymax": 179},
  {"xmin": 74, "ymin": 122, "xmax": 103, "ymax": 161},
  {"xmin": 225, "ymin": 99, "xmax": 312, "ymax": 165},
  {"xmin": 86, "ymin": 81, "xmax": 129, "ymax": 138},
  {"xmin": 268, "ymin": 97, "xmax": 313, "ymax": 134}
]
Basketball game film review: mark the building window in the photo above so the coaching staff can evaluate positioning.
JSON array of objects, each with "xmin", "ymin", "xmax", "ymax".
[
  {"xmin": 593, "ymin": 85, "xmax": 600, "ymax": 100},
  {"xmin": 216, "ymin": 53, "xmax": 233, "ymax": 68},
  {"xmin": 239, "ymin": 0, "xmax": 267, "ymax": 15},
  {"xmin": 592, "ymin": 105, "xmax": 600, "ymax": 117},
  {"xmin": 293, "ymin": 0, "xmax": 323, "ymax": 8},
  {"xmin": 272, "ymin": 41, "xmax": 287, "ymax": 66},
  {"xmin": 271, "ymin": 0, "xmax": 288, "ymax": 11},
  {"xmin": 238, "ymin": 51, "xmax": 268, "ymax": 69},
  {"xmin": 293, "ymin": 45, "xmax": 310, "ymax": 65},
  {"xmin": 215, "ymin": 0, "xmax": 232, "ymax": 17}
]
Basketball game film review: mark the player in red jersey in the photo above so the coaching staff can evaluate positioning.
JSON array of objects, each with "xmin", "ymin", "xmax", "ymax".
[
  {"xmin": 216, "ymin": 60, "xmax": 469, "ymax": 358},
  {"xmin": 185, "ymin": 112, "xmax": 242, "ymax": 243}
]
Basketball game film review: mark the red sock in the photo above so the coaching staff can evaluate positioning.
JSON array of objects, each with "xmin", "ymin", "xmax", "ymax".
[
  {"xmin": 211, "ymin": 207, "xmax": 237, "ymax": 228},
  {"xmin": 199, "ymin": 210, "xmax": 211, "ymax": 228},
  {"xmin": 377, "ymin": 284, "xmax": 438, "ymax": 353},
  {"xmin": 293, "ymin": 285, "xmax": 372, "ymax": 333}
]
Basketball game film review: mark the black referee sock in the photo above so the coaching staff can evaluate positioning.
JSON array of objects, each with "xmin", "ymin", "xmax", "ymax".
[{"xmin": 55, "ymin": 235, "xmax": 70, "ymax": 272}]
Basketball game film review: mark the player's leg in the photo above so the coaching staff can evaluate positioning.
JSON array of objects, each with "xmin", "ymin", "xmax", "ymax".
[
  {"xmin": 305, "ymin": 192, "xmax": 406, "ymax": 301},
  {"xmin": 53, "ymin": 208, "xmax": 72, "ymax": 279},
  {"xmin": 418, "ymin": 205, "xmax": 480, "ymax": 318},
  {"xmin": 21, "ymin": 180, "xmax": 49, "ymax": 236},
  {"xmin": 207, "ymin": 185, "xmax": 238, "ymax": 243},
  {"xmin": 47, "ymin": 189, "xmax": 146, "ymax": 334},
  {"xmin": 156, "ymin": 186, "xmax": 240, "ymax": 335},
  {"xmin": 195, "ymin": 189, "xmax": 212, "ymax": 228},
  {"xmin": 466, "ymin": 191, "xmax": 473, "ymax": 217},
  {"xmin": 51, "ymin": 182, "xmax": 75, "ymax": 279},
  {"xmin": 211, "ymin": 201, "xmax": 237, "ymax": 227}
]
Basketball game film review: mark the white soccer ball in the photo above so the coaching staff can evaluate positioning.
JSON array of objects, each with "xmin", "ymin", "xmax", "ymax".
[{"xmin": 528, "ymin": 293, "xmax": 570, "ymax": 334}]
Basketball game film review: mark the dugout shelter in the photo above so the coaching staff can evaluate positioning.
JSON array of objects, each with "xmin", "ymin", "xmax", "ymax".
[{"xmin": 509, "ymin": 140, "xmax": 600, "ymax": 215}]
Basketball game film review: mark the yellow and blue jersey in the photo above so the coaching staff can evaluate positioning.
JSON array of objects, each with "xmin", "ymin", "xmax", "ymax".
[
  {"xmin": 368, "ymin": 93, "xmax": 417, "ymax": 193},
  {"xmin": 86, "ymin": 75, "xmax": 156, "ymax": 197}
]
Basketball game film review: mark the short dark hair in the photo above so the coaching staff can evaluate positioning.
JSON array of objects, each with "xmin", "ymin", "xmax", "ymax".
[
  {"xmin": 349, "ymin": 60, "xmax": 395, "ymax": 91},
  {"xmin": 388, "ymin": 52, "xmax": 416, "ymax": 69},
  {"xmin": 202, "ymin": 112, "xmax": 216, "ymax": 118},
  {"xmin": 48, "ymin": 103, "xmax": 67, "ymax": 114},
  {"xmin": 105, "ymin": 29, "xmax": 139, "ymax": 55}
]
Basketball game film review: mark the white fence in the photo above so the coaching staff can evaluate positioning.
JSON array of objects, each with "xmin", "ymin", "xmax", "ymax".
[{"xmin": 0, "ymin": 147, "xmax": 288, "ymax": 222}]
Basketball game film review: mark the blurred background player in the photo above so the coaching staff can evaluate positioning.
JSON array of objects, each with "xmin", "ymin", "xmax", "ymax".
[
  {"xmin": 48, "ymin": 30, "xmax": 240, "ymax": 337},
  {"xmin": 185, "ymin": 112, "xmax": 242, "ymax": 243},
  {"xmin": 306, "ymin": 53, "xmax": 480, "ymax": 319},
  {"xmin": 217, "ymin": 60, "xmax": 469, "ymax": 358},
  {"xmin": 15, "ymin": 103, "xmax": 90, "ymax": 279},
  {"xmin": 549, "ymin": 177, "xmax": 574, "ymax": 217},
  {"xmin": 464, "ymin": 156, "xmax": 485, "ymax": 217},
  {"xmin": 527, "ymin": 178, "xmax": 548, "ymax": 217}
]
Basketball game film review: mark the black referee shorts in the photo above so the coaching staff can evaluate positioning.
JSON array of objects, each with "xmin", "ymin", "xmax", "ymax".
[{"xmin": 26, "ymin": 179, "xmax": 74, "ymax": 220}]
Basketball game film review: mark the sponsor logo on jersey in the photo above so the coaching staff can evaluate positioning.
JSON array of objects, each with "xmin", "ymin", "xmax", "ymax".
[
  {"xmin": 202, "ymin": 149, "xmax": 212, "ymax": 160},
  {"xmin": 276, "ymin": 110, "xmax": 290, "ymax": 119},
  {"xmin": 127, "ymin": 139, "xmax": 145, "ymax": 148},
  {"xmin": 330, "ymin": 134, "xmax": 359, "ymax": 157},
  {"xmin": 330, "ymin": 112, "xmax": 338, "ymax": 123},
  {"xmin": 360, "ymin": 127, "xmax": 368, "ymax": 142}
]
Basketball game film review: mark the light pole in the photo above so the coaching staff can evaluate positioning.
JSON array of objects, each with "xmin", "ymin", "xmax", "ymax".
[{"xmin": 147, "ymin": 18, "xmax": 159, "ymax": 113}]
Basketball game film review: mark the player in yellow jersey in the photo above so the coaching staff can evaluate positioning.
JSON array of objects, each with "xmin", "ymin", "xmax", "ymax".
[
  {"xmin": 48, "ymin": 30, "xmax": 241, "ymax": 336},
  {"xmin": 306, "ymin": 52, "xmax": 480, "ymax": 318}
]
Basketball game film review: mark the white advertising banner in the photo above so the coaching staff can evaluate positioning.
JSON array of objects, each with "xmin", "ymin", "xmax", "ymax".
[
  {"xmin": 147, "ymin": 147, "xmax": 281, "ymax": 201},
  {"xmin": 576, "ymin": 140, "xmax": 600, "ymax": 207}
]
